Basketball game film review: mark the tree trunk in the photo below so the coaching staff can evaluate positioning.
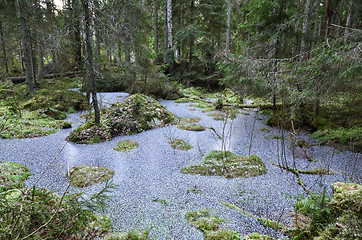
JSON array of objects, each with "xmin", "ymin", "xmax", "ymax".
[
  {"xmin": 189, "ymin": 0, "xmax": 194, "ymax": 68},
  {"xmin": 0, "ymin": 20, "xmax": 8, "ymax": 73},
  {"xmin": 18, "ymin": 0, "xmax": 34, "ymax": 93},
  {"xmin": 154, "ymin": 0, "xmax": 159, "ymax": 54},
  {"xmin": 94, "ymin": 0, "xmax": 101, "ymax": 70},
  {"xmin": 82, "ymin": 0, "xmax": 100, "ymax": 124},
  {"xmin": 225, "ymin": 0, "xmax": 231, "ymax": 54},
  {"xmin": 124, "ymin": 7, "xmax": 131, "ymax": 66},
  {"xmin": 344, "ymin": 0, "xmax": 354, "ymax": 44},
  {"xmin": 300, "ymin": 0, "xmax": 313, "ymax": 59},
  {"xmin": 166, "ymin": 0, "xmax": 173, "ymax": 49},
  {"xmin": 73, "ymin": 0, "xmax": 82, "ymax": 70},
  {"xmin": 325, "ymin": 0, "xmax": 332, "ymax": 42}
]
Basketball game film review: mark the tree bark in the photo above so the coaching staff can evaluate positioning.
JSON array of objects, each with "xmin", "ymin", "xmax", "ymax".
[
  {"xmin": 82, "ymin": 0, "xmax": 100, "ymax": 124},
  {"xmin": 300, "ymin": 0, "xmax": 313, "ymax": 59},
  {"xmin": 189, "ymin": 0, "xmax": 194, "ymax": 67},
  {"xmin": 0, "ymin": 20, "xmax": 8, "ymax": 73},
  {"xmin": 73, "ymin": 0, "xmax": 83, "ymax": 70},
  {"xmin": 344, "ymin": 0, "xmax": 353, "ymax": 44},
  {"xmin": 18, "ymin": 0, "xmax": 34, "ymax": 93},
  {"xmin": 166, "ymin": 0, "xmax": 173, "ymax": 49},
  {"xmin": 154, "ymin": 0, "xmax": 159, "ymax": 54},
  {"xmin": 94, "ymin": 0, "xmax": 101, "ymax": 70},
  {"xmin": 325, "ymin": 0, "xmax": 332, "ymax": 42},
  {"xmin": 225, "ymin": 0, "xmax": 231, "ymax": 54}
]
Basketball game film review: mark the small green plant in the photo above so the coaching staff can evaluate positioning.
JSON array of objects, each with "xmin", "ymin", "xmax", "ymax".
[
  {"xmin": 114, "ymin": 140, "xmax": 139, "ymax": 152},
  {"xmin": 178, "ymin": 123, "xmax": 206, "ymax": 131},
  {"xmin": 67, "ymin": 165, "xmax": 115, "ymax": 187},
  {"xmin": 181, "ymin": 151, "xmax": 267, "ymax": 178},
  {"xmin": 169, "ymin": 138, "xmax": 192, "ymax": 150}
]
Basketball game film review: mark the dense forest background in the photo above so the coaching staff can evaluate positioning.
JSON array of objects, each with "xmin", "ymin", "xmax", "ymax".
[{"xmin": 0, "ymin": 0, "xmax": 361, "ymax": 148}]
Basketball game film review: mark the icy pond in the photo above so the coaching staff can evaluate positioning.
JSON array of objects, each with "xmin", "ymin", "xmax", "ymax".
[{"xmin": 0, "ymin": 92, "xmax": 361, "ymax": 239}]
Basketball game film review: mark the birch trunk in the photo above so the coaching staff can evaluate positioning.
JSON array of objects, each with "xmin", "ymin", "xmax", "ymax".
[{"xmin": 167, "ymin": 0, "xmax": 173, "ymax": 49}]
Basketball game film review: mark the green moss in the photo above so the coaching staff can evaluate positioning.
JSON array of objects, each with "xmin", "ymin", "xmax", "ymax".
[
  {"xmin": 66, "ymin": 121, "xmax": 111, "ymax": 144},
  {"xmin": 67, "ymin": 165, "xmax": 115, "ymax": 187},
  {"xmin": 178, "ymin": 123, "xmax": 206, "ymax": 131},
  {"xmin": 247, "ymin": 232, "xmax": 274, "ymax": 239},
  {"xmin": 208, "ymin": 112, "xmax": 226, "ymax": 121},
  {"xmin": 22, "ymin": 89, "xmax": 88, "ymax": 112},
  {"xmin": 0, "ymin": 161, "xmax": 32, "ymax": 192},
  {"xmin": 114, "ymin": 140, "xmax": 139, "ymax": 152},
  {"xmin": 181, "ymin": 151, "xmax": 267, "ymax": 178},
  {"xmin": 261, "ymin": 128, "xmax": 271, "ymax": 133},
  {"xmin": 259, "ymin": 218, "xmax": 283, "ymax": 231},
  {"xmin": 175, "ymin": 97, "xmax": 193, "ymax": 103},
  {"xmin": 0, "ymin": 108, "xmax": 72, "ymax": 139},
  {"xmin": 186, "ymin": 209, "xmax": 241, "ymax": 240},
  {"xmin": 104, "ymin": 229, "xmax": 150, "ymax": 240},
  {"xmin": 329, "ymin": 182, "xmax": 362, "ymax": 213},
  {"xmin": 169, "ymin": 138, "xmax": 192, "ymax": 151},
  {"xmin": 180, "ymin": 117, "xmax": 202, "ymax": 123}
]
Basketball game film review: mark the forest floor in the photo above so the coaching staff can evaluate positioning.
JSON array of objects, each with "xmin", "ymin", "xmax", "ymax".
[{"xmin": 0, "ymin": 92, "xmax": 361, "ymax": 239}]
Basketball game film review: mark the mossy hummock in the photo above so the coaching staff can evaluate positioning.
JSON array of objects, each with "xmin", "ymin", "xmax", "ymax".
[
  {"xmin": 67, "ymin": 94, "xmax": 178, "ymax": 144},
  {"xmin": 177, "ymin": 123, "xmax": 206, "ymax": 131},
  {"xmin": 169, "ymin": 138, "xmax": 192, "ymax": 151},
  {"xmin": 114, "ymin": 140, "xmax": 139, "ymax": 152},
  {"xmin": 185, "ymin": 209, "xmax": 241, "ymax": 240},
  {"xmin": 182, "ymin": 151, "xmax": 267, "ymax": 178},
  {"xmin": 67, "ymin": 165, "xmax": 115, "ymax": 187},
  {"xmin": 0, "ymin": 161, "xmax": 32, "ymax": 192}
]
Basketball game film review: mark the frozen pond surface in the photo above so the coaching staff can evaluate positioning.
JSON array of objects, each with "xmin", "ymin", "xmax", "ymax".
[{"xmin": 1, "ymin": 92, "xmax": 361, "ymax": 239}]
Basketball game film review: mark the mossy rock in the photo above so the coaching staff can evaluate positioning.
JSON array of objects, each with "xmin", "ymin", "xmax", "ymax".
[
  {"xmin": 22, "ymin": 90, "xmax": 88, "ymax": 112},
  {"xmin": 169, "ymin": 138, "xmax": 192, "ymax": 151},
  {"xmin": 175, "ymin": 97, "xmax": 193, "ymax": 103},
  {"xmin": 186, "ymin": 209, "xmax": 241, "ymax": 240},
  {"xmin": 114, "ymin": 140, "xmax": 139, "ymax": 152},
  {"xmin": 329, "ymin": 182, "xmax": 362, "ymax": 213},
  {"xmin": 36, "ymin": 107, "xmax": 67, "ymax": 120},
  {"xmin": 178, "ymin": 123, "xmax": 206, "ymax": 131},
  {"xmin": 67, "ymin": 165, "xmax": 115, "ymax": 187},
  {"xmin": 68, "ymin": 94, "xmax": 178, "ymax": 144},
  {"xmin": 181, "ymin": 151, "xmax": 267, "ymax": 178},
  {"xmin": 66, "ymin": 121, "xmax": 111, "ymax": 144},
  {"xmin": 0, "ymin": 161, "xmax": 32, "ymax": 192}
]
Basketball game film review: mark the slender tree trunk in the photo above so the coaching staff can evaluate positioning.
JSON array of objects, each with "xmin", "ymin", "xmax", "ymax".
[
  {"xmin": 73, "ymin": 0, "xmax": 82, "ymax": 70},
  {"xmin": 344, "ymin": 0, "xmax": 354, "ymax": 44},
  {"xmin": 124, "ymin": 7, "xmax": 131, "ymax": 66},
  {"xmin": 18, "ymin": 0, "xmax": 34, "ymax": 93},
  {"xmin": 94, "ymin": 0, "xmax": 101, "ymax": 70},
  {"xmin": 300, "ymin": 0, "xmax": 313, "ymax": 59},
  {"xmin": 82, "ymin": 0, "xmax": 100, "ymax": 124},
  {"xmin": 37, "ymin": 38, "xmax": 44, "ymax": 81},
  {"xmin": 225, "ymin": 0, "xmax": 231, "ymax": 54},
  {"xmin": 166, "ymin": 0, "xmax": 173, "ymax": 49},
  {"xmin": 189, "ymin": 0, "xmax": 194, "ymax": 67},
  {"xmin": 154, "ymin": 0, "xmax": 159, "ymax": 54},
  {"xmin": 325, "ymin": 0, "xmax": 332, "ymax": 42},
  {"xmin": 0, "ymin": 20, "xmax": 8, "ymax": 73}
]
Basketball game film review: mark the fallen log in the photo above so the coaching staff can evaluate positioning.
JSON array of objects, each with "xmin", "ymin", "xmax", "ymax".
[{"xmin": 10, "ymin": 71, "xmax": 84, "ymax": 84}]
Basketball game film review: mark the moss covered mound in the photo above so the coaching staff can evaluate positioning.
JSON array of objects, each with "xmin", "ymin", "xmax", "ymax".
[
  {"xmin": 66, "ymin": 121, "xmax": 111, "ymax": 144},
  {"xmin": 114, "ymin": 140, "xmax": 139, "ymax": 152},
  {"xmin": 0, "ymin": 161, "xmax": 32, "ymax": 192},
  {"xmin": 169, "ymin": 138, "xmax": 192, "ymax": 151},
  {"xmin": 22, "ymin": 89, "xmax": 88, "ymax": 113},
  {"xmin": 185, "ymin": 209, "xmax": 241, "ymax": 240},
  {"xmin": 178, "ymin": 123, "xmax": 206, "ymax": 131},
  {"xmin": 67, "ymin": 165, "xmax": 115, "ymax": 187},
  {"xmin": 67, "ymin": 94, "xmax": 178, "ymax": 144},
  {"xmin": 182, "ymin": 151, "xmax": 267, "ymax": 178},
  {"xmin": 103, "ymin": 94, "xmax": 177, "ymax": 135}
]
